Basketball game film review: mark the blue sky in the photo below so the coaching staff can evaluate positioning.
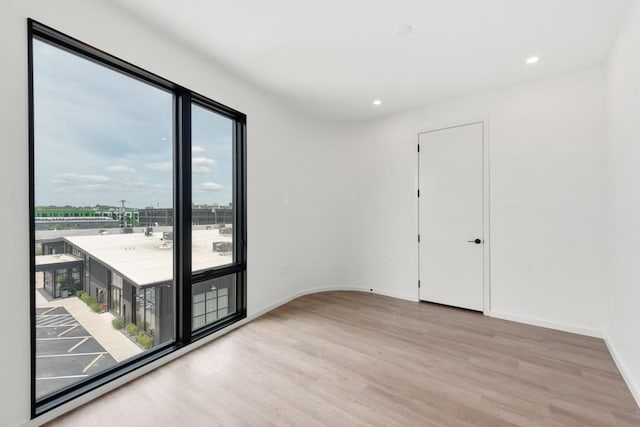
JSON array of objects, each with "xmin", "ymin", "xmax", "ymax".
[{"xmin": 33, "ymin": 39, "xmax": 233, "ymax": 209}]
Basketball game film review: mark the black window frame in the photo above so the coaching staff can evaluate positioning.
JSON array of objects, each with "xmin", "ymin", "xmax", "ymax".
[{"xmin": 28, "ymin": 19, "xmax": 247, "ymax": 418}]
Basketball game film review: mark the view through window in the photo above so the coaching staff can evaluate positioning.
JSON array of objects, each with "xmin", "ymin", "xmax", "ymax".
[
  {"xmin": 31, "ymin": 24, "xmax": 245, "ymax": 409},
  {"xmin": 33, "ymin": 37, "xmax": 175, "ymax": 400},
  {"xmin": 191, "ymin": 104, "xmax": 236, "ymax": 329}
]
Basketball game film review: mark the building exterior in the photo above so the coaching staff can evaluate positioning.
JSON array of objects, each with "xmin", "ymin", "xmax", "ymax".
[
  {"xmin": 36, "ymin": 228, "xmax": 234, "ymax": 346},
  {"xmin": 138, "ymin": 205, "xmax": 233, "ymax": 227},
  {"xmin": 35, "ymin": 207, "xmax": 140, "ymax": 230},
  {"xmin": 35, "ymin": 205, "xmax": 232, "ymax": 230},
  {"xmin": 35, "ymin": 254, "xmax": 84, "ymax": 298}
]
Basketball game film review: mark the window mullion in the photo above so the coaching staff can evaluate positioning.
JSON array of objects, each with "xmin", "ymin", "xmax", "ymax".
[
  {"xmin": 175, "ymin": 90, "xmax": 192, "ymax": 344},
  {"xmin": 236, "ymin": 119, "xmax": 248, "ymax": 315}
]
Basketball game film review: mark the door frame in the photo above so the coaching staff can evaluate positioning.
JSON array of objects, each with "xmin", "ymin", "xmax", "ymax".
[{"xmin": 417, "ymin": 117, "xmax": 491, "ymax": 314}]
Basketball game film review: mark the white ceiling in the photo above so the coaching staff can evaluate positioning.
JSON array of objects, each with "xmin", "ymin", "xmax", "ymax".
[{"xmin": 113, "ymin": 0, "xmax": 632, "ymax": 121}]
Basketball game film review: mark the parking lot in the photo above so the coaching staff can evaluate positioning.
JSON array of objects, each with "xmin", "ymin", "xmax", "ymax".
[{"xmin": 35, "ymin": 307, "xmax": 116, "ymax": 399}]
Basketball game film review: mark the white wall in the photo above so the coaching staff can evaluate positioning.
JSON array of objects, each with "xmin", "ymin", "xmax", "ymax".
[
  {"xmin": 0, "ymin": 1, "xmax": 633, "ymax": 425},
  {"xmin": 345, "ymin": 67, "xmax": 609, "ymax": 335},
  {"xmin": 0, "ymin": 1, "xmax": 355, "ymax": 426},
  {"xmin": 605, "ymin": 0, "xmax": 640, "ymax": 405}
]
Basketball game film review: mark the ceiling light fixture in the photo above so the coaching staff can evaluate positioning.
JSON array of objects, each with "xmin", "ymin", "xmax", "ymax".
[
  {"xmin": 526, "ymin": 56, "xmax": 540, "ymax": 65},
  {"xmin": 373, "ymin": 99, "xmax": 382, "ymax": 106}
]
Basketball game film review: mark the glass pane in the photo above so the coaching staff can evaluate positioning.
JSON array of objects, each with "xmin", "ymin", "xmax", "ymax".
[
  {"xmin": 193, "ymin": 301, "xmax": 205, "ymax": 317},
  {"xmin": 191, "ymin": 104, "xmax": 234, "ymax": 272},
  {"xmin": 33, "ymin": 38, "xmax": 174, "ymax": 400},
  {"xmin": 193, "ymin": 316, "xmax": 205, "ymax": 330},
  {"xmin": 205, "ymin": 298, "xmax": 217, "ymax": 313},
  {"xmin": 192, "ymin": 275, "xmax": 236, "ymax": 331},
  {"xmin": 219, "ymin": 294, "xmax": 229, "ymax": 310},
  {"xmin": 205, "ymin": 312, "xmax": 217, "ymax": 324}
]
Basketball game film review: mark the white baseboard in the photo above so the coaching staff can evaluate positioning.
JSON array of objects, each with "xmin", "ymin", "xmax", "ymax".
[
  {"xmin": 247, "ymin": 286, "xmax": 363, "ymax": 319},
  {"xmin": 605, "ymin": 338, "xmax": 640, "ymax": 408},
  {"xmin": 249, "ymin": 286, "xmax": 417, "ymax": 320},
  {"xmin": 371, "ymin": 288, "xmax": 418, "ymax": 302},
  {"xmin": 486, "ymin": 310, "xmax": 604, "ymax": 338}
]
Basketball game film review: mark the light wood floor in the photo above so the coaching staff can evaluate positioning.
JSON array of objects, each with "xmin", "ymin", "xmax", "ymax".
[{"xmin": 48, "ymin": 291, "xmax": 640, "ymax": 426}]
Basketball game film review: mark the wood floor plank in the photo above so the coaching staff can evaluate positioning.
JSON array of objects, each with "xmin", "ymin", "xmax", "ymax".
[{"xmin": 47, "ymin": 291, "xmax": 640, "ymax": 426}]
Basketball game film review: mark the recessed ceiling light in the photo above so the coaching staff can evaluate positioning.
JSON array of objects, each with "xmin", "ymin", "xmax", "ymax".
[
  {"xmin": 396, "ymin": 24, "xmax": 413, "ymax": 36},
  {"xmin": 526, "ymin": 56, "xmax": 540, "ymax": 65},
  {"xmin": 373, "ymin": 99, "xmax": 382, "ymax": 106}
]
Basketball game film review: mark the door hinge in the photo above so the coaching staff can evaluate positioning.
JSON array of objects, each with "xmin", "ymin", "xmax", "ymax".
[
  {"xmin": 417, "ymin": 189, "xmax": 420, "ymax": 198},
  {"xmin": 418, "ymin": 234, "xmax": 421, "ymax": 242},
  {"xmin": 417, "ymin": 144, "xmax": 420, "ymax": 152},
  {"xmin": 418, "ymin": 280, "xmax": 421, "ymax": 288}
]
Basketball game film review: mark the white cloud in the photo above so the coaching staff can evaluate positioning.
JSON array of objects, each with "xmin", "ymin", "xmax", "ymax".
[
  {"xmin": 193, "ymin": 166, "xmax": 210, "ymax": 174},
  {"xmin": 199, "ymin": 182, "xmax": 223, "ymax": 191},
  {"xmin": 51, "ymin": 173, "xmax": 111, "ymax": 185},
  {"xmin": 53, "ymin": 184, "xmax": 109, "ymax": 193},
  {"xmin": 107, "ymin": 165, "xmax": 136, "ymax": 173},
  {"xmin": 192, "ymin": 157, "xmax": 215, "ymax": 166},
  {"xmin": 192, "ymin": 146, "xmax": 205, "ymax": 153},
  {"xmin": 50, "ymin": 174, "xmax": 112, "ymax": 196},
  {"xmin": 146, "ymin": 161, "xmax": 172, "ymax": 171}
]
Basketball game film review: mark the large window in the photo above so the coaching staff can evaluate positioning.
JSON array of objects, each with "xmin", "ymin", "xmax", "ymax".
[{"xmin": 29, "ymin": 20, "xmax": 246, "ymax": 417}]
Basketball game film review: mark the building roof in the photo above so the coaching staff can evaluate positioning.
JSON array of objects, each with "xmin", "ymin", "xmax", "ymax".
[
  {"xmin": 64, "ymin": 229, "xmax": 232, "ymax": 286},
  {"xmin": 35, "ymin": 253, "xmax": 84, "ymax": 270}
]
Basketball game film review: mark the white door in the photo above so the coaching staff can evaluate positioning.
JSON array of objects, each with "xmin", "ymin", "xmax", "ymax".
[{"xmin": 419, "ymin": 122, "xmax": 484, "ymax": 311}]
